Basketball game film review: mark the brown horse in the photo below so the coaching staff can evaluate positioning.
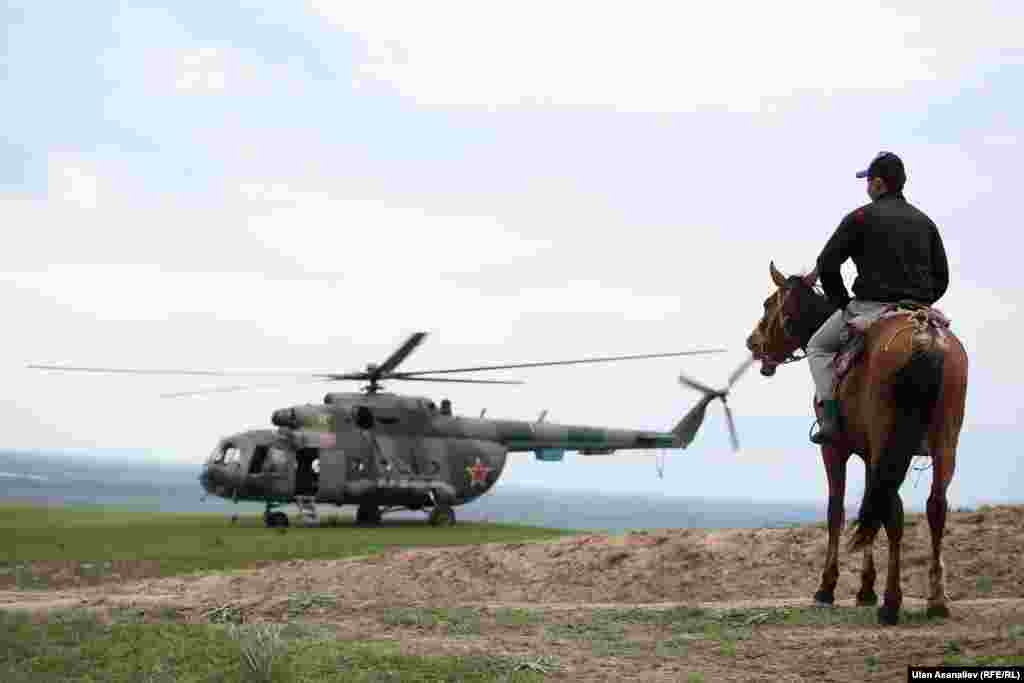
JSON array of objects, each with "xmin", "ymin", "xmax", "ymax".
[{"xmin": 745, "ymin": 261, "xmax": 968, "ymax": 625}]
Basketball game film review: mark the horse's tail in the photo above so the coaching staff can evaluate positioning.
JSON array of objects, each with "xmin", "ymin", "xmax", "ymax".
[{"xmin": 848, "ymin": 343, "xmax": 945, "ymax": 552}]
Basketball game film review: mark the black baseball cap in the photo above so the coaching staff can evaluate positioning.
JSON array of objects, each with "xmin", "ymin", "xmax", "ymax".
[{"xmin": 855, "ymin": 151, "xmax": 905, "ymax": 182}]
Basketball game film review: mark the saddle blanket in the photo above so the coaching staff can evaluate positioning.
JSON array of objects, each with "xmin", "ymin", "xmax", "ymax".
[{"xmin": 831, "ymin": 302, "xmax": 952, "ymax": 395}]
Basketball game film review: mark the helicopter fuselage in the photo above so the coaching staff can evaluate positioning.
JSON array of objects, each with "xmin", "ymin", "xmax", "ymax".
[{"xmin": 198, "ymin": 391, "xmax": 678, "ymax": 515}]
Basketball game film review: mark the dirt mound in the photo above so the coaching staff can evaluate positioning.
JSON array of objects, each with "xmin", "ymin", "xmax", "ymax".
[
  {"xmin": 31, "ymin": 504, "xmax": 1020, "ymax": 615},
  {"xmin": 4, "ymin": 505, "xmax": 1022, "ymax": 682}
]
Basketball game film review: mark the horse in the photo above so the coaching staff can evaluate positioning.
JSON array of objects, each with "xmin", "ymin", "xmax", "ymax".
[{"xmin": 744, "ymin": 261, "xmax": 968, "ymax": 625}]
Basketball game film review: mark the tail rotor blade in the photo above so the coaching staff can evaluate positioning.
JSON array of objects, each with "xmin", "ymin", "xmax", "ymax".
[
  {"xmin": 677, "ymin": 372, "xmax": 720, "ymax": 396},
  {"xmin": 722, "ymin": 401, "xmax": 740, "ymax": 452},
  {"xmin": 727, "ymin": 356, "xmax": 756, "ymax": 390}
]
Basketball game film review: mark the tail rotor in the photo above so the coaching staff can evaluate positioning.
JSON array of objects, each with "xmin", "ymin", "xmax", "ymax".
[{"xmin": 674, "ymin": 356, "xmax": 754, "ymax": 451}]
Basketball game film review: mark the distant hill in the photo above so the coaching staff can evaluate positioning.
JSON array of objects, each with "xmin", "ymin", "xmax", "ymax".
[{"xmin": 0, "ymin": 449, "xmax": 839, "ymax": 532}]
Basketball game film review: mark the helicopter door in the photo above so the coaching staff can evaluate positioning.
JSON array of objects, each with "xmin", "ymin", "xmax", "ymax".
[
  {"xmin": 248, "ymin": 444, "xmax": 294, "ymax": 499},
  {"xmin": 317, "ymin": 429, "xmax": 369, "ymax": 502}
]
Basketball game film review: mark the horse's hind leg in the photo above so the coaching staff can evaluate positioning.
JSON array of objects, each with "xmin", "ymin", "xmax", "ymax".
[
  {"xmin": 814, "ymin": 445, "xmax": 849, "ymax": 606},
  {"xmin": 857, "ymin": 543, "xmax": 878, "ymax": 606},
  {"xmin": 926, "ymin": 445, "xmax": 956, "ymax": 618},
  {"xmin": 878, "ymin": 491, "xmax": 904, "ymax": 625}
]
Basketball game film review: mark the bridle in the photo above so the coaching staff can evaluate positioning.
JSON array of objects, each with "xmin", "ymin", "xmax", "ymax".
[{"xmin": 753, "ymin": 282, "xmax": 815, "ymax": 366}]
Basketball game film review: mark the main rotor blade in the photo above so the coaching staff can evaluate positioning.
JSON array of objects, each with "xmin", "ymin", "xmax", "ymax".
[
  {"xmin": 396, "ymin": 376, "xmax": 524, "ymax": 385},
  {"xmin": 374, "ymin": 332, "xmax": 428, "ymax": 376},
  {"xmin": 161, "ymin": 379, "xmax": 337, "ymax": 399},
  {"xmin": 395, "ymin": 349, "xmax": 726, "ymax": 377},
  {"xmin": 727, "ymin": 356, "xmax": 756, "ymax": 390},
  {"xmin": 677, "ymin": 372, "xmax": 721, "ymax": 396},
  {"xmin": 722, "ymin": 402, "xmax": 741, "ymax": 452},
  {"xmin": 28, "ymin": 364, "xmax": 335, "ymax": 379}
]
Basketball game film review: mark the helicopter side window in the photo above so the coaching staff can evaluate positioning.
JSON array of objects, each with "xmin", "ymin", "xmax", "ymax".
[{"xmin": 267, "ymin": 447, "xmax": 288, "ymax": 474}]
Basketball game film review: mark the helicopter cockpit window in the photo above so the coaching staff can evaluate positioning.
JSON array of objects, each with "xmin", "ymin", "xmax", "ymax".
[{"xmin": 223, "ymin": 447, "xmax": 242, "ymax": 467}]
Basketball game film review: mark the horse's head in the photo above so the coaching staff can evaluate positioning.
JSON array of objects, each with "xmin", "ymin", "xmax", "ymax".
[{"xmin": 745, "ymin": 261, "xmax": 834, "ymax": 377}]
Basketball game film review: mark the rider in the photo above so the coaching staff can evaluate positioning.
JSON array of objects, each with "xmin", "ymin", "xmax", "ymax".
[{"xmin": 808, "ymin": 151, "xmax": 950, "ymax": 445}]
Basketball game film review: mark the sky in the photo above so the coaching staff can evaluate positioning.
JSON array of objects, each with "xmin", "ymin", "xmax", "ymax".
[{"xmin": 2, "ymin": 1, "xmax": 1022, "ymax": 506}]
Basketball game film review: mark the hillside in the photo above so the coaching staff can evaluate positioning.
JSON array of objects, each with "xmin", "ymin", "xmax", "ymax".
[{"xmin": 3, "ymin": 504, "xmax": 1022, "ymax": 681}]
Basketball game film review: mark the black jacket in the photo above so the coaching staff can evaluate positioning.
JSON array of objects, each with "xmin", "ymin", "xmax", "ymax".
[{"xmin": 817, "ymin": 192, "xmax": 949, "ymax": 307}]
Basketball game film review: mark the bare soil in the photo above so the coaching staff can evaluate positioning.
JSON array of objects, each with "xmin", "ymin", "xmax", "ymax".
[{"xmin": 4, "ymin": 505, "xmax": 1023, "ymax": 681}]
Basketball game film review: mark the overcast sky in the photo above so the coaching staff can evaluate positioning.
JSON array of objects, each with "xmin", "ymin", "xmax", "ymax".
[{"xmin": 2, "ymin": 2, "xmax": 1021, "ymax": 505}]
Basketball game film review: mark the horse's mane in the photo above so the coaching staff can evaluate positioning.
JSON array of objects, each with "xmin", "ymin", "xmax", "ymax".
[{"xmin": 783, "ymin": 274, "xmax": 839, "ymax": 349}]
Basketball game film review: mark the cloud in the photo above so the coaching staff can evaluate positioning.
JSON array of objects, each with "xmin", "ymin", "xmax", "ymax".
[
  {"xmin": 309, "ymin": 2, "xmax": 1023, "ymax": 112},
  {"xmin": 176, "ymin": 46, "xmax": 227, "ymax": 92},
  {"xmin": 982, "ymin": 134, "xmax": 1018, "ymax": 146},
  {"xmin": 47, "ymin": 157, "xmax": 100, "ymax": 209}
]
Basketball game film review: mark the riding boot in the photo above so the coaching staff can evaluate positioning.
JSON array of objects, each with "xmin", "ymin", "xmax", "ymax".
[{"xmin": 811, "ymin": 400, "xmax": 842, "ymax": 445}]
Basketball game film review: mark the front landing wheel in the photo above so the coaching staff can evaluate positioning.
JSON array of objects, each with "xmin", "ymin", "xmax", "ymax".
[
  {"xmin": 264, "ymin": 511, "xmax": 289, "ymax": 528},
  {"xmin": 428, "ymin": 505, "xmax": 455, "ymax": 527}
]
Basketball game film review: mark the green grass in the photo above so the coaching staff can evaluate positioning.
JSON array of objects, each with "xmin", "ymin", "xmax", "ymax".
[
  {"xmin": 380, "ymin": 607, "xmax": 482, "ymax": 637},
  {"xmin": 495, "ymin": 608, "xmax": 544, "ymax": 628},
  {"xmin": 943, "ymin": 654, "xmax": 1024, "ymax": 667},
  {"xmin": 0, "ymin": 503, "xmax": 572, "ymax": 584},
  {"xmin": 561, "ymin": 604, "xmax": 941, "ymax": 636},
  {"xmin": 0, "ymin": 608, "xmax": 551, "ymax": 682}
]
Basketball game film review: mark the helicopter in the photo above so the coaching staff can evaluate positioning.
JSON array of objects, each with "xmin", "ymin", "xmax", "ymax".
[{"xmin": 29, "ymin": 332, "xmax": 752, "ymax": 527}]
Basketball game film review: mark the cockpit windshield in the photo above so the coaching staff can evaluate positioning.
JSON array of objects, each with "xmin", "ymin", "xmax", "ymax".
[{"xmin": 209, "ymin": 444, "xmax": 242, "ymax": 466}]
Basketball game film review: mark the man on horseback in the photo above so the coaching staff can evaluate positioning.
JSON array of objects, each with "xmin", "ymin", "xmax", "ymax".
[{"xmin": 808, "ymin": 151, "xmax": 950, "ymax": 445}]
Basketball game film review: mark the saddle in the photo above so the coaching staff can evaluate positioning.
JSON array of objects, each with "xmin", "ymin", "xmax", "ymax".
[{"xmin": 831, "ymin": 301, "xmax": 952, "ymax": 396}]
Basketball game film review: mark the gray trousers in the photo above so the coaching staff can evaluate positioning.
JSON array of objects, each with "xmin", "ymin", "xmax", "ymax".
[{"xmin": 807, "ymin": 299, "xmax": 889, "ymax": 401}]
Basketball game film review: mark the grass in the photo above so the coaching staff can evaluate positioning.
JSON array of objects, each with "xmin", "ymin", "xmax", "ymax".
[
  {"xmin": 495, "ymin": 608, "xmax": 544, "ymax": 628},
  {"xmin": 0, "ymin": 608, "xmax": 550, "ymax": 682},
  {"xmin": 380, "ymin": 607, "xmax": 483, "ymax": 637},
  {"xmin": 0, "ymin": 503, "xmax": 572, "ymax": 585},
  {"xmin": 555, "ymin": 604, "xmax": 942, "ymax": 636},
  {"xmin": 943, "ymin": 653, "xmax": 1024, "ymax": 667}
]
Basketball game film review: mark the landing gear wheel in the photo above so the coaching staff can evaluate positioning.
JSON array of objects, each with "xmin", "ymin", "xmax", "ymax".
[
  {"xmin": 428, "ymin": 505, "xmax": 455, "ymax": 527},
  {"xmin": 264, "ymin": 511, "xmax": 289, "ymax": 528},
  {"xmin": 356, "ymin": 504, "xmax": 382, "ymax": 526}
]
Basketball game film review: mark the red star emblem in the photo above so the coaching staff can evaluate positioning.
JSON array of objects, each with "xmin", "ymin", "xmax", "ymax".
[{"xmin": 466, "ymin": 460, "xmax": 491, "ymax": 487}]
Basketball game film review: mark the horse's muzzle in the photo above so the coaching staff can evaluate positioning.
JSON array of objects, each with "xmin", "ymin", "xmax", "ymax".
[{"xmin": 760, "ymin": 363, "xmax": 777, "ymax": 377}]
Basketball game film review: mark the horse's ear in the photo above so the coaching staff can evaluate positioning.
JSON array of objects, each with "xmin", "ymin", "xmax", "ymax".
[
  {"xmin": 770, "ymin": 261, "xmax": 786, "ymax": 288},
  {"xmin": 803, "ymin": 268, "xmax": 819, "ymax": 287}
]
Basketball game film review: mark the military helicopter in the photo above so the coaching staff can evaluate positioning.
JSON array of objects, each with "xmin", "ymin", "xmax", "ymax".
[{"xmin": 29, "ymin": 333, "xmax": 750, "ymax": 527}]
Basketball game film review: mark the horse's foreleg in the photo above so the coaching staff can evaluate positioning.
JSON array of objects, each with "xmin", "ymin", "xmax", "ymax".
[
  {"xmin": 878, "ymin": 491, "xmax": 904, "ymax": 625},
  {"xmin": 926, "ymin": 445, "xmax": 956, "ymax": 618},
  {"xmin": 814, "ymin": 445, "xmax": 848, "ymax": 606}
]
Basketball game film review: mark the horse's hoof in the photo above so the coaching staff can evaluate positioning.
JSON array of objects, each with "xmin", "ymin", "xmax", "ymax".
[
  {"xmin": 926, "ymin": 604, "xmax": 951, "ymax": 619},
  {"xmin": 856, "ymin": 591, "xmax": 879, "ymax": 606},
  {"xmin": 877, "ymin": 604, "xmax": 900, "ymax": 626},
  {"xmin": 813, "ymin": 590, "xmax": 834, "ymax": 607}
]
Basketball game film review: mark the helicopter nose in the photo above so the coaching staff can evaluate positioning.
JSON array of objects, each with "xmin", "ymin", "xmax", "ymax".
[{"xmin": 198, "ymin": 466, "xmax": 212, "ymax": 493}]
